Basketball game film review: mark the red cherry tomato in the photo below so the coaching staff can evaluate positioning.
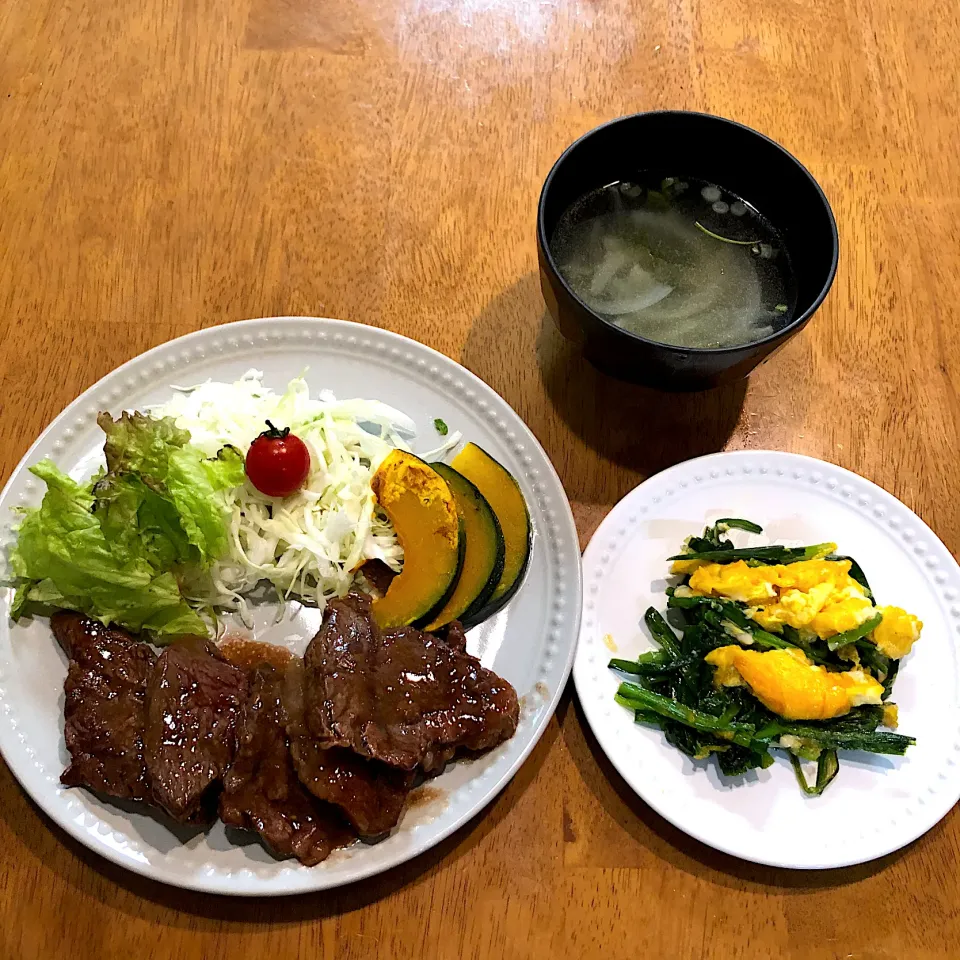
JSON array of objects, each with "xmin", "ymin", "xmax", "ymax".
[{"xmin": 244, "ymin": 421, "xmax": 311, "ymax": 498}]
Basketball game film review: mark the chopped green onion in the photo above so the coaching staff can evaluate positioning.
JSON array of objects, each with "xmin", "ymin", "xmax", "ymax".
[
  {"xmin": 789, "ymin": 750, "xmax": 840, "ymax": 797},
  {"xmin": 826, "ymin": 612, "xmax": 884, "ymax": 651},
  {"xmin": 715, "ymin": 518, "xmax": 764, "ymax": 534},
  {"xmin": 615, "ymin": 683, "xmax": 758, "ymax": 748},
  {"xmin": 694, "ymin": 221, "xmax": 760, "ymax": 245},
  {"xmin": 666, "ymin": 543, "xmax": 836, "ymax": 564},
  {"xmin": 608, "ymin": 652, "xmax": 667, "ymax": 674},
  {"xmin": 644, "ymin": 607, "xmax": 682, "ymax": 658},
  {"xmin": 756, "ymin": 720, "xmax": 914, "ymax": 755},
  {"xmin": 433, "ymin": 418, "xmax": 449, "ymax": 436}
]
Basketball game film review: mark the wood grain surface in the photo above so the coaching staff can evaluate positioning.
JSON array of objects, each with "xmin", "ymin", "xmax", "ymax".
[{"xmin": 1, "ymin": 0, "xmax": 959, "ymax": 956}]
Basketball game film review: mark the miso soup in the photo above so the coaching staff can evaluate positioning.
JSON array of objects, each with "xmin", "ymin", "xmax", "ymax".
[{"xmin": 549, "ymin": 174, "xmax": 797, "ymax": 350}]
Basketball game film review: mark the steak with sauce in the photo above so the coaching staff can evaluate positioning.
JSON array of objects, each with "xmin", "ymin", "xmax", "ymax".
[
  {"xmin": 283, "ymin": 657, "xmax": 413, "ymax": 836},
  {"xmin": 52, "ymin": 612, "xmax": 157, "ymax": 800},
  {"xmin": 144, "ymin": 639, "xmax": 248, "ymax": 822},
  {"xmin": 51, "ymin": 593, "xmax": 521, "ymax": 863},
  {"xmin": 288, "ymin": 739, "xmax": 413, "ymax": 838},
  {"xmin": 220, "ymin": 664, "xmax": 353, "ymax": 865},
  {"xmin": 301, "ymin": 595, "xmax": 520, "ymax": 772}
]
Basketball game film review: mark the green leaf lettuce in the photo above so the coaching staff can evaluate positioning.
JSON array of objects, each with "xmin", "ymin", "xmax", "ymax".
[
  {"xmin": 96, "ymin": 412, "xmax": 244, "ymax": 565},
  {"xmin": 9, "ymin": 414, "xmax": 244, "ymax": 639}
]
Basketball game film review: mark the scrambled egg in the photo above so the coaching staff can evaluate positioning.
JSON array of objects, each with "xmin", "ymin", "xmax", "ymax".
[
  {"xmin": 705, "ymin": 645, "xmax": 885, "ymax": 720},
  {"xmin": 873, "ymin": 606, "xmax": 923, "ymax": 659},
  {"xmin": 688, "ymin": 558, "xmax": 876, "ymax": 640}
]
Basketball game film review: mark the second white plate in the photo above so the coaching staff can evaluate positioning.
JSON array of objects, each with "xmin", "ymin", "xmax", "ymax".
[{"xmin": 574, "ymin": 450, "xmax": 960, "ymax": 869}]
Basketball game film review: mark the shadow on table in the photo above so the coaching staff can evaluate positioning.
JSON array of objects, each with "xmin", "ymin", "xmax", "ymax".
[
  {"xmin": 0, "ymin": 705, "xmax": 560, "ymax": 925},
  {"xmin": 561, "ymin": 687, "xmax": 928, "ymax": 890},
  {"xmin": 461, "ymin": 274, "xmax": 747, "ymax": 502},
  {"xmin": 535, "ymin": 311, "xmax": 749, "ymax": 478}
]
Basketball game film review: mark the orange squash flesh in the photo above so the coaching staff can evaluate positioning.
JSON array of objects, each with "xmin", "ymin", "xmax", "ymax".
[
  {"xmin": 450, "ymin": 443, "xmax": 530, "ymax": 607},
  {"xmin": 370, "ymin": 450, "xmax": 463, "ymax": 629}
]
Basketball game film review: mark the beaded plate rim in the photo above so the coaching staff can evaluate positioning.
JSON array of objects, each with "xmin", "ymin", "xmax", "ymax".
[
  {"xmin": 574, "ymin": 449, "xmax": 960, "ymax": 869},
  {"xmin": 0, "ymin": 317, "xmax": 583, "ymax": 895}
]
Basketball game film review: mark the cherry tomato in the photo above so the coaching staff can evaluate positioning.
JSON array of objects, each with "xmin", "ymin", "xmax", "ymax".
[{"xmin": 245, "ymin": 421, "xmax": 311, "ymax": 497}]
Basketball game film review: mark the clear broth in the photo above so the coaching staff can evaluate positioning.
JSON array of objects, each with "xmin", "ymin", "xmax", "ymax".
[{"xmin": 549, "ymin": 173, "xmax": 797, "ymax": 349}]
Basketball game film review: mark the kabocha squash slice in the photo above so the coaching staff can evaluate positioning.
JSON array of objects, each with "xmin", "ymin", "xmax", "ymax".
[
  {"xmin": 370, "ymin": 451, "xmax": 464, "ymax": 629},
  {"xmin": 450, "ymin": 443, "xmax": 531, "ymax": 625},
  {"xmin": 423, "ymin": 464, "xmax": 505, "ymax": 631}
]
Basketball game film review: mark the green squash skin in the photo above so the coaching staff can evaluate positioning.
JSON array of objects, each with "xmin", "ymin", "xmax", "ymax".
[
  {"xmin": 449, "ymin": 445, "xmax": 531, "ymax": 629},
  {"xmin": 429, "ymin": 463, "xmax": 505, "ymax": 627},
  {"xmin": 460, "ymin": 529, "xmax": 530, "ymax": 629},
  {"xmin": 411, "ymin": 514, "xmax": 466, "ymax": 628}
]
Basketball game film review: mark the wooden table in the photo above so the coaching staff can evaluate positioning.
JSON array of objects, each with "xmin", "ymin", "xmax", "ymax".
[{"xmin": 2, "ymin": 0, "xmax": 959, "ymax": 955}]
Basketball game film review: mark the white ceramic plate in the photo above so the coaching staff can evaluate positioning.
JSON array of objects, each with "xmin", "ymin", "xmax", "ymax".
[
  {"xmin": 0, "ymin": 317, "xmax": 582, "ymax": 895},
  {"xmin": 574, "ymin": 450, "xmax": 960, "ymax": 869}
]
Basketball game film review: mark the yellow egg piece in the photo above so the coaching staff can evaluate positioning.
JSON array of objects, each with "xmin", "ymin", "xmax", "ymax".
[
  {"xmin": 809, "ymin": 595, "xmax": 876, "ymax": 636},
  {"xmin": 882, "ymin": 703, "xmax": 899, "ymax": 728},
  {"xmin": 772, "ymin": 558, "xmax": 842, "ymax": 592},
  {"xmin": 689, "ymin": 558, "xmax": 874, "ymax": 640},
  {"xmin": 687, "ymin": 560, "xmax": 777, "ymax": 605},
  {"xmin": 873, "ymin": 606, "xmax": 923, "ymax": 659},
  {"xmin": 704, "ymin": 645, "xmax": 884, "ymax": 720}
]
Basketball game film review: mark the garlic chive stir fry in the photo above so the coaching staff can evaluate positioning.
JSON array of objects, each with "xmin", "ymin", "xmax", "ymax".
[{"xmin": 610, "ymin": 519, "xmax": 921, "ymax": 795}]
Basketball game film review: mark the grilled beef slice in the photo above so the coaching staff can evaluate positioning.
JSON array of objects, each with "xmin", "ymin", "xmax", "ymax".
[
  {"xmin": 52, "ymin": 612, "xmax": 157, "ymax": 800},
  {"xmin": 282, "ymin": 656, "xmax": 413, "ymax": 837},
  {"xmin": 301, "ymin": 595, "xmax": 520, "ymax": 773},
  {"xmin": 219, "ymin": 664, "xmax": 353, "ymax": 865},
  {"xmin": 144, "ymin": 639, "xmax": 248, "ymax": 822}
]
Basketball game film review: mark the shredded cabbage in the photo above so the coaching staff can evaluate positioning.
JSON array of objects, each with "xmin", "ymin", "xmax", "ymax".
[{"xmin": 151, "ymin": 370, "xmax": 414, "ymax": 622}]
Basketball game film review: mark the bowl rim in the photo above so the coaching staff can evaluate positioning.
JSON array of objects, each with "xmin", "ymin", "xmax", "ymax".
[{"xmin": 536, "ymin": 109, "xmax": 840, "ymax": 356}]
